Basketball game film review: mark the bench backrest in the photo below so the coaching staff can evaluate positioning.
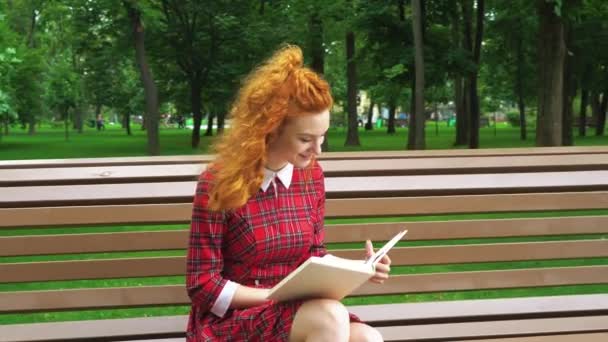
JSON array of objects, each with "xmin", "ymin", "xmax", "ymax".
[{"xmin": 1, "ymin": 149, "xmax": 608, "ymax": 315}]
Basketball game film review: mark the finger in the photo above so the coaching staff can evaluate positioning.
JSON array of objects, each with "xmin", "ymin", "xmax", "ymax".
[
  {"xmin": 381, "ymin": 253, "xmax": 391, "ymax": 265},
  {"xmin": 365, "ymin": 240, "xmax": 374, "ymax": 258},
  {"xmin": 374, "ymin": 263, "xmax": 390, "ymax": 274},
  {"xmin": 373, "ymin": 271, "xmax": 389, "ymax": 280},
  {"xmin": 372, "ymin": 277, "xmax": 389, "ymax": 284}
]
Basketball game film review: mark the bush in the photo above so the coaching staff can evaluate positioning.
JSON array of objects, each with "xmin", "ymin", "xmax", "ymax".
[
  {"xmin": 506, "ymin": 111, "xmax": 520, "ymax": 127},
  {"xmin": 505, "ymin": 110, "xmax": 537, "ymax": 129}
]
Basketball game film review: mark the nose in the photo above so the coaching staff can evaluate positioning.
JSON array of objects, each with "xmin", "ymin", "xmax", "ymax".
[{"xmin": 312, "ymin": 139, "xmax": 322, "ymax": 155}]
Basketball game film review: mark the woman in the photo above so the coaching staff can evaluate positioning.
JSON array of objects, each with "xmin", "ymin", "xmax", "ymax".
[{"xmin": 186, "ymin": 45, "xmax": 390, "ymax": 342}]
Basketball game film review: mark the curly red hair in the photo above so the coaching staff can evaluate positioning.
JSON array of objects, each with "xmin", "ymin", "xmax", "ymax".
[{"xmin": 208, "ymin": 45, "xmax": 333, "ymax": 211}]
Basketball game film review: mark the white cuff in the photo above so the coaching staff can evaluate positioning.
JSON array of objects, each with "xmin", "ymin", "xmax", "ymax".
[{"xmin": 210, "ymin": 280, "xmax": 238, "ymax": 317}]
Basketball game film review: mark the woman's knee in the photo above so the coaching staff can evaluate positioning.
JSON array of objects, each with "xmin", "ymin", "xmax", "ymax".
[
  {"xmin": 290, "ymin": 299, "xmax": 351, "ymax": 341},
  {"xmin": 349, "ymin": 323, "xmax": 383, "ymax": 342},
  {"xmin": 308, "ymin": 299, "xmax": 350, "ymax": 327}
]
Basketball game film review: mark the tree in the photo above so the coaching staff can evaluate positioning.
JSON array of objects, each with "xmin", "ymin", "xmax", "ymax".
[
  {"xmin": 465, "ymin": 0, "xmax": 484, "ymax": 149},
  {"xmin": 483, "ymin": 0, "xmax": 537, "ymax": 141},
  {"xmin": 46, "ymin": 54, "xmax": 80, "ymax": 141},
  {"xmin": 408, "ymin": 0, "xmax": 425, "ymax": 150},
  {"xmin": 124, "ymin": 0, "xmax": 160, "ymax": 155},
  {"xmin": 536, "ymin": 0, "xmax": 565, "ymax": 146},
  {"xmin": 344, "ymin": 30, "xmax": 360, "ymax": 146}
]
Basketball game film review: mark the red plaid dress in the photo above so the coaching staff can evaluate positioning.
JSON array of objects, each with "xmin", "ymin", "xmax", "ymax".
[{"xmin": 186, "ymin": 162, "xmax": 360, "ymax": 341}]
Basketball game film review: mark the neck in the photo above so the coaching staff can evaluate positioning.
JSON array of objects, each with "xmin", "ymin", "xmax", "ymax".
[{"xmin": 265, "ymin": 156, "xmax": 288, "ymax": 172}]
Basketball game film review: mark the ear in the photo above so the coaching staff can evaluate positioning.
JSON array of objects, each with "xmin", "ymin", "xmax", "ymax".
[{"xmin": 266, "ymin": 129, "xmax": 279, "ymax": 145}]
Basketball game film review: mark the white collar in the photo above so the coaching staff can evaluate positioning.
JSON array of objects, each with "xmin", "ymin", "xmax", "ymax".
[{"xmin": 261, "ymin": 163, "xmax": 294, "ymax": 192}]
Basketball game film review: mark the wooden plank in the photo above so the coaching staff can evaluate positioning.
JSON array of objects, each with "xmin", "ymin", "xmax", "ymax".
[
  {"xmin": 3, "ymin": 240, "xmax": 607, "ymax": 282},
  {"xmin": 0, "ymin": 315, "xmax": 189, "ymax": 342},
  {"xmin": 3, "ymin": 171, "xmax": 608, "ymax": 207},
  {"xmin": 2, "ymin": 192, "xmax": 608, "ymax": 228},
  {"xmin": 0, "ymin": 164, "xmax": 204, "ymax": 186},
  {"xmin": 352, "ymin": 265, "xmax": 608, "ymax": 296},
  {"xmin": 2, "ymin": 146, "xmax": 608, "ymax": 169},
  {"xmin": 4, "ymin": 216, "xmax": 608, "ymax": 256},
  {"xmin": 0, "ymin": 203, "xmax": 192, "ymax": 228},
  {"xmin": 5, "ymin": 154, "xmax": 608, "ymax": 186},
  {"xmin": 2, "ymin": 266, "xmax": 607, "ymax": 312},
  {"xmin": 347, "ymin": 294, "xmax": 608, "ymax": 324},
  {"xmin": 461, "ymin": 333, "xmax": 608, "ymax": 342},
  {"xmin": 1, "ymin": 230, "xmax": 189, "ymax": 256},
  {"xmin": 326, "ymin": 171, "xmax": 608, "ymax": 198},
  {"xmin": 325, "ymin": 191, "xmax": 608, "ymax": 218},
  {"xmin": 3, "ymin": 295, "xmax": 607, "ymax": 342},
  {"xmin": 324, "ymin": 216, "xmax": 608, "ymax": 242},
  {"xmin": 377, "ymin": 316, "xmax": 608, "ymax": 341}
]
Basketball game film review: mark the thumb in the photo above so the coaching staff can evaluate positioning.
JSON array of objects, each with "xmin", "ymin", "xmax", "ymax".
[{"xmin": 365, "ymin": 240, "xmax": 374, "ymax": 257}]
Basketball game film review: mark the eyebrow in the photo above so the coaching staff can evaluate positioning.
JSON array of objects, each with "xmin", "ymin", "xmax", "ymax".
[{"xmin": 297, "ymin": 132, "xmax": 326, "ymax": 138}]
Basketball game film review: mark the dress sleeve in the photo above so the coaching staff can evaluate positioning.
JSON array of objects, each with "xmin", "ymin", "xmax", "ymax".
[
  {"xmin": 186, "ymin": 173, "xmax": 229, "ymax": 313},
  {"xmin": 310, "ymin": 162, "xmax": 328, "ymax": 257}
]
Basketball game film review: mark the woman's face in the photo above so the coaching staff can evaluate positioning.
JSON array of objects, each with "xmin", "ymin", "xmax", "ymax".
[{"xmin": 266, "ymin": 109, "xmax": 330, "ymax": 170}]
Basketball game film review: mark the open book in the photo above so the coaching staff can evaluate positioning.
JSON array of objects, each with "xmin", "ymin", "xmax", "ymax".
[{"xmin": 267, "ymin": 230, "xmax": 408, "ymax": 302}]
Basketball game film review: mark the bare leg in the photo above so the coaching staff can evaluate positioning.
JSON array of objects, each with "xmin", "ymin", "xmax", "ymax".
[
  {"xmin": 289, "ymin": 299, "xmax": 350, "ymax": 342},
  {"xmin": 349, "ymin": 323, "xmax": 383, "ymax": 342}
]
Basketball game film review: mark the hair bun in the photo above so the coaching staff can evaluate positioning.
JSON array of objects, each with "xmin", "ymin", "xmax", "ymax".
[{"xmin": 272, "ymin": 44, "xmax": 303, "ymax": 74}]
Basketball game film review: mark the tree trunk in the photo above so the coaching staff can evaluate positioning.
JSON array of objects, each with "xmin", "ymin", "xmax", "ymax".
[
  {"xmin": 597, "ymin": 91, "xmax": 607, "ymax": 136},
  {"xmin": 579, "ymin": 88, "xmax": 588, "ymax": 136},
  {"xmin": 190, "ymin": 75, "xmax": 203, "ymax": 148},
  {"xmin": 408, "ymin": 0, "xmax": 425, "ymax": 150},
  {"xmin": 125, "ymin": 113, "xmax": 132, "ymax": 135},
  {"xmin": 205, "ymin": 112, "xmax": 214, "ymax": 136},
  {"xmin": 3, "ymin": 115, "xmax": 8, "ymax": 136},
  {"xmin": 515, "ymin": 22, "xmax": 527, "ymax": 140},
  {"xmin": 562, "ymin": 29, "xmax": 575, "ymax": 146},
  {"xmin": 591, "ymin": 91, "xmax": 601, "ymax": 129},
  {"xmin": 365, "ymin": 101, "xmax": 374, "ymax": 130},
  {"xmin": 125, "ymin": 1, "xmax": 160, "ymax": 155},
  {"xmin": 64, "ymin": 107, "xmax": 70, "ymax": 142},
  {"xmin": 345, "ymin": 31, "xmax": 360, "ymax": 147},
  {"xmin": 308, "ymin": 9, "xmax": 328, "ymax": 152},
  {"xmin": 387, "ymin": 102, "xmax": 396, "ymax": 135},
  {"xmin": 27, "ymin": 8, "xmax": 39, "ymax": 135},
  {"xmin": 217, "ymin": 111, "xmax": 225, "ymax": 135},
  {"xmin": 456, "ymin": 0, "xmax": 473, "ymax": 146},
  {"xmin": 74, "ymin": 105, "xmax": 84, "ymax": 133},
  {"xmin": 28, "ymin": 115, "xmax": 36, "ymax": 135},
  {"xmin": 451, "ymin": 0, "xmax": 466, "ymax": 145},
  {"xmin": 468, "ymin": 0, "xmax": 484, "ymax": 149},
  {"xmin": 536, "ymin": 0, "xmax": 565, "ymax": 146}
]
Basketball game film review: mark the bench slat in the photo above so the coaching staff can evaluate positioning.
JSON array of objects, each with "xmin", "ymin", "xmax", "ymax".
[
  {"xmin": 326, "ymin": 191, "xmax": 608, "ymax": 218},
  {"xmin": 2, "ymin": 294, "xmax": 607, "ymax": 342},
  {"xmin": 3, "ymin": 171, "xmax": 608, "ymax": 207},
  {"xmin": 3, "ymin": 240, "xmax": 607, "ymax": 283},
  {"xmin": 2, "ymin": 266, "xmax": 606, "ymax": 312},
  {"xmin": 377, "ymin": 316, "xmax": 608, "ymax": 341},
  {"xmin": 2, "ymin": 192, "xmax": 608, "ymax": 227},
  {"xmin": 463, "ymin": 333, "xmax": 608, "ymax": 342},
  {"xmin": 2, "ymin": 146, "xmax": 607, "ymax": 169},
  {"xmin": 5, "ymin": 154, "xmax": 608, "ymax": 186},
  {"xmin": 3, "ymin": 216, "xmax": 608, "ymax": 256}
]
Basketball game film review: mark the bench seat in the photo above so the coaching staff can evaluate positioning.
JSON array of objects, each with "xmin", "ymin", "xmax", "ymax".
[{"xmin": 2, "ymin": 294, "xmax": 607, "ymax": 342}]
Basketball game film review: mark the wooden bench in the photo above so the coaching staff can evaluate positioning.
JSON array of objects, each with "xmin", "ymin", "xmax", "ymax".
[{"xmin": 1, "ymin": 148, "xmax": 608, "ymax": 341}]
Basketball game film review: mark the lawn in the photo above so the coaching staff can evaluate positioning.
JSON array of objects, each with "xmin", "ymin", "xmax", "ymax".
[{"xmin": 2, "ymin": 121, "xmax": 608, "ymax": 160}]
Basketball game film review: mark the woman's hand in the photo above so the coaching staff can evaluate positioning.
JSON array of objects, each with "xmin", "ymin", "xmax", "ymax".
[{"xmin": 365, "ymin": 240, "xmax": 391, "ymax": 284}]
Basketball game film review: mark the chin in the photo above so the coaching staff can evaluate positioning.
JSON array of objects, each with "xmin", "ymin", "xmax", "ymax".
[{"xmin": 293, "ymin": 156, "xmax": 312, "ymax": 168}]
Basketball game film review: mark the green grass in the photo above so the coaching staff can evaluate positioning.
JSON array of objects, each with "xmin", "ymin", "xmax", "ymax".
[{"xmin": 1, "ymin": 122, "xmax": 608, "ymax": 160}]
